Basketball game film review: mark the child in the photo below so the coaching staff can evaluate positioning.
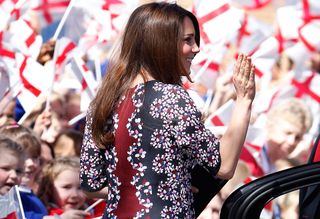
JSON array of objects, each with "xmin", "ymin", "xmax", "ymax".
[
  {"xmin": 0, "ymin": 126, "xmax": 49, "ymax": 219},
  {"xmin": 0, "ymin": 124, "xmax": 42, "ymax": 193},
  {"xmin": 52, "ymin": 129, "xmax": 83, "ymax": 158},
  {"xmin": 38, "ymin": 157, "xmax": 90, "ymax": 218},
  {"xmin": 0, "ymin": 135, "xmax": 24, "ymax": 195}
]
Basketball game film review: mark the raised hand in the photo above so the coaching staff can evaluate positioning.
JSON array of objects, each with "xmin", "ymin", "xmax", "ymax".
[{"xmin": 232, "ymin": 54, "xmax": 256, "ymax": 102}]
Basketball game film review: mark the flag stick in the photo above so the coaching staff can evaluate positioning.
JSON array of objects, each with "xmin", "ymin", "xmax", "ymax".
[
  {"xmin": 52, "ymin": 0, "xmax": 76, "ymax": 40},
  {"xmin": 192, "ymin": 39, "xmax": 225, "ymax": 82},
  {"xmin": 68, "ymin": 111, "xmax": 86, "ymax": 126},
  {"xmin": 44, "ymin": 40, "xmax": 60, "ymax": 111},
  {"xmin": 85, "ymin": 199, "xmax": 104, "ymax": 212},
  {"xmin": 94, "ymin": 58, "xmax": 102, "ymax": 82},
  {"xmin": 203, "ymin": 88, "xmax": 214, "ymax": 114}
]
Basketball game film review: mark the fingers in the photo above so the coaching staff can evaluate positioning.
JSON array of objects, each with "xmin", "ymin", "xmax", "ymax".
[
  {"xmin": 235, "ymin": 54, "xmax": 254, "ymax": 81},
  {"xmin": 232, "ymin": 53, "xmax": 256, "ymax": 100},
  {"xmin": 234, "ymin": 54, "xmax": 244, "ymax": 77},
  {"xmin": 243, "ymin": 56, "xmax": 251, "ymax": 79},
  {"xmin": 249, "ymin": 63, "xmax": 255, "ymax": 83}
]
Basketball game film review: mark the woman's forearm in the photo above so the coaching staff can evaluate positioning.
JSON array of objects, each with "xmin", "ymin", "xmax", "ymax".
[{"xmin": 217, "ymin": 98, "xmax": 252, "ymax": 179}]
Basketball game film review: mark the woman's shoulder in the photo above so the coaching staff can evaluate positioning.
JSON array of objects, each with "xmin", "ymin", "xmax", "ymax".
[
  {"xmin": 141, "ymin": 80, "xmax": 198, "ymax": 112},
  {"xmin": 143, "ymin": 80, "xmax": 188, "ymax": 97}
]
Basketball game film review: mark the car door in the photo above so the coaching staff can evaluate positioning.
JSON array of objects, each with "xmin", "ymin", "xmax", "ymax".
[{"xmin": 220, "ymin": 133, "xmax": 320, "ymax": 219}]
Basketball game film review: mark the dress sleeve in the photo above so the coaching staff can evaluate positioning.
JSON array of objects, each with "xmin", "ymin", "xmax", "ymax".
[
  {"xmin": 170, "ymin": 88, "xmax": 221, "ymax": 176},
  {"xmin": 80, "ymin": 109, "xmax": 109, "ymax": 192}
]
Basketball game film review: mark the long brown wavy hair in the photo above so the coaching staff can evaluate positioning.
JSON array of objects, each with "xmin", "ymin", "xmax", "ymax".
[{"xmin": 91, "ymin": 2, "xmax": 200, "ymax": 149}]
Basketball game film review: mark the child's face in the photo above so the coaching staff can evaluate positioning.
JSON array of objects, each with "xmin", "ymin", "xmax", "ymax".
[
  {"xmin": 0, "ymin": 150, "xmax": 23, "ymax": 195},
  {"xmin": 21, "ymin": 154, "xmax": 41, "ymax": 188},
  {"xmin": 54, "ymin": 135, "xmax": 77, "ymax": 157},
  {"xmin": 53, "ymin": 168, "xmax": 86, "ymax": 210},
  {"xmin": 267, "ymin": 119, "xmax": 304, "ymax": 161}
]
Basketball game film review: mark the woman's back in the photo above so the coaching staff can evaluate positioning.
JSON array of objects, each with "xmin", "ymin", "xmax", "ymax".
[{"xmin": 80, "ymin": 80, "xmax": 221, "ymax": 218}]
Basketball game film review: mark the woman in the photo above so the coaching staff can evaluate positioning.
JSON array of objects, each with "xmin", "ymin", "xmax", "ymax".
[{"xmin": 80, "ymin": 2, "xmax": 255, "ymax": 218}]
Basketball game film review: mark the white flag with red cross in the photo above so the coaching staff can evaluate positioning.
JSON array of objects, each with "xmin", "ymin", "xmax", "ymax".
[
  {"xmin": 298, "ymin": 0, "xmax": 320, "ymax": 22},
  {"xmin": 0, "ymin": 185, "xmax": 25, "ymax": 219},
  {"xmin": 74, "ymin": 0, "xmax": 137, "ymax": 35},
  {"xmin": 77, "ymin": 11, "xmax": 114, "ymax": 53},
  {"xmin": 15, "ymin": 53, "xmax": 53, "ymax": 116},
  {"xmin": 230, "ymin": 11, "xmax": 272, "ymax": 55},
  {"xmin": 204, "ymin": 99, "xmax": 234, "ymax": 127},
  {"xmin": 68, "ymin": 56, "xmax": 97, "ymax": 112},
  {"xmin": 0, "ymin": 0, "xmax": 30, "ymax": 23},
  {"xmin": 0, "ymin": 31, "xmax": 17, "ymax": 69},
  {"xmin": 7, "ymin": 18, "xmax": 43, "ymax": 59},
  {"xmin": 251, "ymin": 37, "xmax": 279, "ymax": 79},
  {"xmin": 31, "ymin": 0, "xmax": 70, "ymax": 29},
  {"xmin": 284, "ymin": 42, "xmax": 312, "ymax": 72},
  {"xmin": 298, "ymin": 20, "xmax": 320, "ymax": 53},
  {"xmin": 252, "ymin": 85, "xmax": 297, "ymax": 129},
  {"xmin": 281, "ymin": 4, "xmax": 320, "ymax": 70},
  {"xmin": 53, "ymin": 36, "xmax": 80, "ymax": 78},
  {"xmin": 192, "ymin": 0, "xmax": 242, "ymax": 46},
  {"xmin": 253, "ymin": 85, "xmax": 296, "ymax": 115},
  {"xmin": 251, "ymin": 29, "xmax": 297, "ymax": 82},
  {"xmin": 291, "ymin": 69, "xmax": 320, "ymax": 136},
  {"xmin": 243, "ymin": 126, "xmax": 266, "ymax": 161},
  {"xmin": 189, "ymin": 42, "xmax": 228, "ymax": 93},
  {"xmin": 292, "ymin": 70, "xmax": 320, "ymax": 104},
  {"xmin": 276, "ymin": 5, "xmax": 303, "ymax": 41},
  {"xmin": 252, "ymin": 3, "xmax": 305, "ymax": 79}
]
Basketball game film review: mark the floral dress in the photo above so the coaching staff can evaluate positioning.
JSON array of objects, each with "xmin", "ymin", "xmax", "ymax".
[{"xmin": 80, "ymin": 80, "xmax": 221, "ymax": 219}]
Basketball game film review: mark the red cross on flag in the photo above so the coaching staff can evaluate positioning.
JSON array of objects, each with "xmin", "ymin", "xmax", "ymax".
[
  {"xmin": 231, "ymin": 11, "xmax": 272, "ymax": 55},
  {"xmin": 299, "ymin": 0, "xmax": 320, "ymax": 23},
  {"xmin": 31, "ymin": 0, "xmax": 70, "ymax": 29},
  {"xmin": 205, "ymin": 99, "xmax": 234, "ymax": 127},
  {"xmin": 0, "ymin": 32, "xmax": 17, "ymax": 69},
  {"xmin": 7, "ymin": 19, "xmax": 43, "ymax": 59},
  {"xmin": 192, "ymin": 0, "xmax": 242, "ymax": 46},
  {"xmin": 298, "ymin": 20, "xmax": 320, "ymax": 52},
  {"xmin": 230, "ymin": 0, "xmax": 272, "ymax": 10},
  {"xmin": 54, "ymin": 36, "xmax": 80, "ymax": 78},
  {"xmin": 15, "ymin": 53, "xmax": 53, "ymax": 117},
  {"xmin": 292, "ymin": 70, "xmax": 320, "ymax": 104}
]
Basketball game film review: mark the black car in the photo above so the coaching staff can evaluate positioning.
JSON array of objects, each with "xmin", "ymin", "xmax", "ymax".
[{"xmin": 220, "ymin": 134, "xmax": 320, "ymax": 219}]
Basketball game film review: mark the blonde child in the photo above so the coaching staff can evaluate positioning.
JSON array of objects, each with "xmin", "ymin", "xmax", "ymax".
[{"xmin": 38, "ymin": 157, "xmax": 90, "ymax": 218}]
